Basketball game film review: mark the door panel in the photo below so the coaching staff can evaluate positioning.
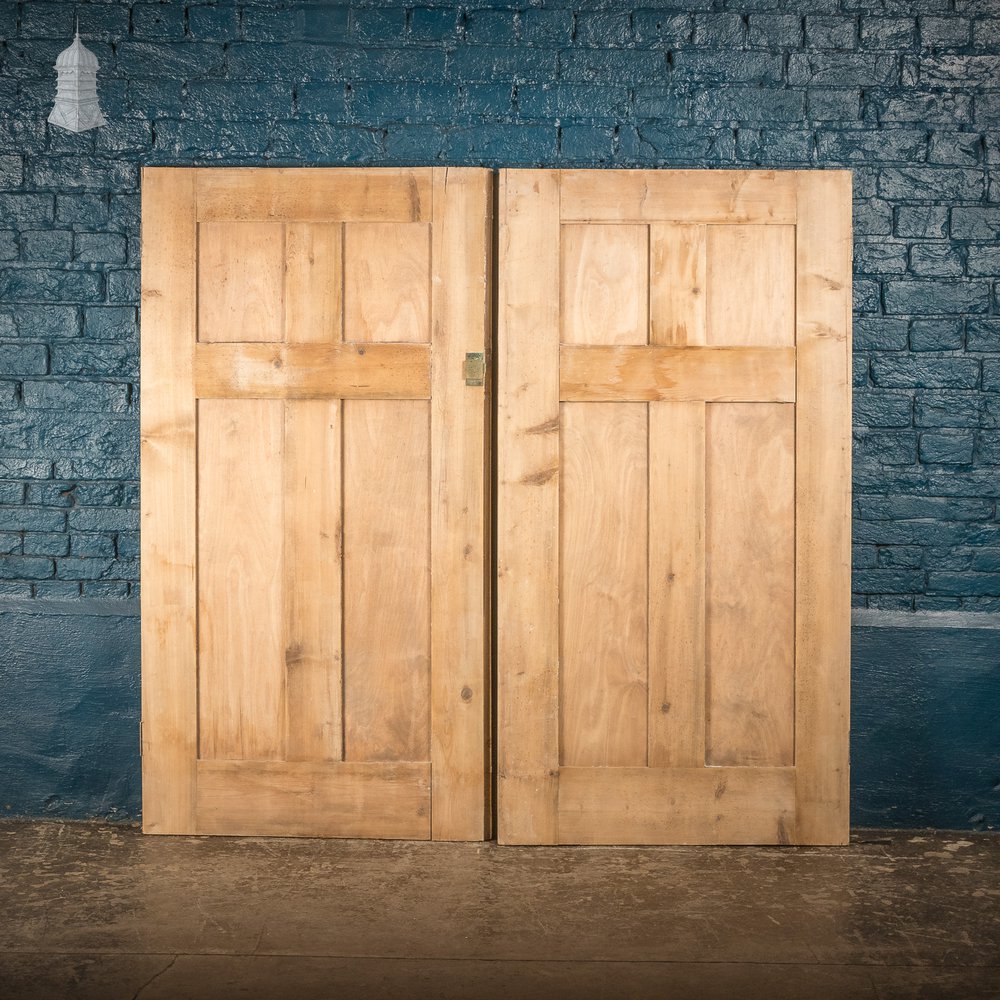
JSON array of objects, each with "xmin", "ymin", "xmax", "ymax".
[
  {"xmin": 142, "ymin": 167, "xmax": 492, "ymax": 839},
  {"xmin": 498, "ymin": 169, "xmax": 851, "ymax": 845}
]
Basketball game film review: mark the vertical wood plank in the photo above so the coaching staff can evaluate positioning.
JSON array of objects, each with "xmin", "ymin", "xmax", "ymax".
[
  {"xmin": 140, "ymin": 167, "xmax": 199, "ymax": 834},
  {"xmin": 285, "ymin": 222, "xmax": 343, "ymax": 343},
  {"xmin": 648, "ymin": 401, "xmax": 706, "ymax": 768},
  {"xmin": 283, "ymin": 400, "xmax": 343, "ymax": 762},
  {"xmin": 561, "ymin": 223, "xmax": 648, "ymax": 345},
  {"xmin": 343, "ymin": 222, "xmax": 431, "ymax": 343},
  {"xmin": 497, "ymin": 169, "xmax": 561, "ymax": 844},
  {"xmin": 198, "ymin": 398, "xmax": 285, "ymax": 760},
  {"xmin": 197, "ymin": 221, "xmax": 285, "ymax": 343},
  {"xmin": 650, "ymin": 224, "xmax": 706, "ymax": 346},
  {"xmin": 705, "ymin": 403, "xmax": 795, "ymax": 768},
  {"xmin": 794, "ymin": 171, "xmax": 852, "ymax": 845},
  {"xmin": 706, "ymin": 225, "xmax": 796, "ymax": 347},
  {"xmin": 429, "ymin": 168, "xmax": 491, "ymax": 840},
  {"xmin": 560, "ymin": 401, "xmax": 648, "ymax": 767},
  {"xmin": 342, "ymin": 399, "xmax": 431, "ymax": 763}
]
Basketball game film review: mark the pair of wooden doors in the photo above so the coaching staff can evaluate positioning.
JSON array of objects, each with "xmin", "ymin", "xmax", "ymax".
[{"xmin": 141, "ymin": 167, "xmax": 851, "ymax": 845}]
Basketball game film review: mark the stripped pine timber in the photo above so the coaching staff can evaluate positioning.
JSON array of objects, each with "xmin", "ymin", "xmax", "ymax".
[
  {"xmin": 559, "ymin": 345, "xmax": 795, "ymax": 402},
  {"xmin": 196, "ymin": 168, "xmax": 433, "ymax": 223},
  {"xmin": 195, "ymin": 761, "xmax": 431, "ymax": 839},
  {"xmin": 285, "ymin": 223, "xmax": 343, "ymax": 342},
  {"xmin": 193, "ymin": 342, "xmax": 431, "ymax": 400},
  {"xmin": 650, "ymin": 224, "xmax": 706, "ymax": 347},
  {"xmin": 429, "ymin": 168, "xmax": 492, "ymax": 840},
  {"xmin": 557, "ymin": 767, "xmax": 796, "ymax": 846},
  {"xmin": 140, "ymin": 167, "xmax": 199, "ymax": 834},
  {"xmin": 794, "ymin": 171, "xmax": 852, "ymax": 845},
  {"xmin": 648, "ymin": 401, "xmax": 706, "ymax": 769},
  {"xmin": 496, "ymin": 169, "xmax": 561, "ymax": 844},
  {"xmin": 559, "ymin": 170, "xmax": 797, "ymax": 225}
]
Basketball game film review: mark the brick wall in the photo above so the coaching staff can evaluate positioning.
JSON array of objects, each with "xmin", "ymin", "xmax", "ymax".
[{"xmin": 0, "ymin": 0, "xmax": 998, "ymax": 610}]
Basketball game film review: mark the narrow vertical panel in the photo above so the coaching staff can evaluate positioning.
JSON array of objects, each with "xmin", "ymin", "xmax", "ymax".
[
  {"xmin": 343, "ymin": 399, "xmax": 431, "ymax": 763},
  {"xmin": 560, "ymin": 401, "xmax": 648, "ymax": 768},
  {"xmin": 706, "ymin": 225, "xmax": 796, "ymax": 347},
  {"xmin": 648, "ymin": 401, "xmax": 706, "ymax": 768},
  {"xmin": 561, "ymin": 224, "xmax": 648, "ymax": 345},
  {"xmin": 343, "ymin": 222, "xmax": 431, "ymax": 343},
  {"xmin": 496, "ymin": 169, "xmax": 561, "ymax": 844},
  {"xmin": 650, "ymin": 224, "xmax": 706, "ymax": 346},
  {"xmin": 283, "ymin": 401, "xmax": 343, "ymax": 762},
  {"xmin": 794, "ymin": 171, "xmax": 852, "ymax": 845},
  {"xmin": 198, "ymin": 399, "xmax": 285, "ymax": 761},
  {"xmin": 285, "ymin": 223, "xmax": 343, "ymax": 343},
  {"xmin": 197, "ymin": 221, "xmax": 285, "ymax": 343},
  {"xmin": 140, "ymin": 168, "xmax": 199, "ymax": 834},
  {"xmin": 429, "ymin": 168, "xmax": 491, "ymax": 840},
  {"xmin": 705, "ymin": 403, "xmax": 795, "ymax": 767}
]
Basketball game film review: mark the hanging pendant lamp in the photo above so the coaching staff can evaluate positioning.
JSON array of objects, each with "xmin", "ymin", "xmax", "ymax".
[{"xmin": 48, "ymin": 21, "xmax": 106, "ymax": 133}]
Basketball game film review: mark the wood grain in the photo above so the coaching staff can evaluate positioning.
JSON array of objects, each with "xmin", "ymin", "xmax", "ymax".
[
  {"xmin": 140, "ymin": 167, "xmax": 199, "ymax": 834},
  {"xmin": 560, "ymin": 401, "xmax": 648, "ymax": 767},
  {"xmin": 558, "ymin": 766, "xmax": 795, "ymax": 846},
  {"xmin": 344, "ymin": 222, "xmax": 431, "ymax": 343},
  {"xmin": 496, "ymin": 169, "xmax": 561, "ymax": 844},
  {"xmin": 560, "ymin": 170, "xmax": 797, "ymax": 225},
  {"xmin": 194, "ymin": 342, "xmax": 431, "ymax": 400},
  {"xmin": 196, "ymin": 168, "xmax": 433, "ymax": 223},
  {"xmin": 793, "ymin": 170, "xmax": 852, "ymax": 845},
  {"xmin": 429, "ymin": 168, "xmax": 492, "ymax": 840},
  {"xmin": 285, "ymin": 222, "xmax": 343, "ymax": 343},
  {"xmin": 707, "ymin": 225, "xmax": 796, "ymax": 347},
  {"xmin": 705, "ymin": 402, "xmax": 795, "ymax": 768},
  {"xmin": 196, "ymin": 761, "xmax": 431, "ymax": 839},
  {"xmin": 197, "ymin": 221, "xmax": 284, "ymax": 343},
  {"xmin": 197, "ymin": 398, "xmax": 285, "ymax": 761},
  {"xmin": 650, "ymin": 224, "xmax": 706, "ymax": 346},
  {"xmin": 648, "ymin": 401, "xmax": 706, "ymax": 769},
  {"xmin": 343, "ymin": 399, "xmax": 431, "ymax": 763},
  {"xmin": 559, "ymin": 345, "xmax": 795, "ymax": 402},
  {"xmin": 561, "ymin": 224, "xmax": 648, "ymax": 345}
]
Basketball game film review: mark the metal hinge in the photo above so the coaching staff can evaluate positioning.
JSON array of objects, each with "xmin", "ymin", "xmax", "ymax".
[{"xmin": 464, "ymin": 352, "xmax": 486, "ymax": 387}]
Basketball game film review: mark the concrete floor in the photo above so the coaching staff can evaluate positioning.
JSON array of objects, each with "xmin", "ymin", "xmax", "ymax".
[{"xmin": 0, "ymin": 824, "xmax": 997, "ymax": 999}]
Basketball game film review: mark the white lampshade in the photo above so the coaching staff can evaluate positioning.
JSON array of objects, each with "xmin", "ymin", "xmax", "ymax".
[{"xmin": 48, "ymin": 29, "xmax": 106, "ymax": 133}]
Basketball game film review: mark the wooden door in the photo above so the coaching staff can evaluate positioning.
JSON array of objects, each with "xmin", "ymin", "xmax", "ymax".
[
  {"xmin": 141, "ymin": 168, "xmax": 492, "ymax": 839},
  {"xmin": 497, "ymin": 170, "xmax": 851, "ymax": 845}
]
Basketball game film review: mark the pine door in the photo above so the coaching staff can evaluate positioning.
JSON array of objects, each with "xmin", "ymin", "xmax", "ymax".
[
  {"xmin": 497, "ymin": 170, "xmax": 851, "ymax": 845},
  {"xmin": 141, "ymin": 168, "xmax": 492, "ymax": 839}
]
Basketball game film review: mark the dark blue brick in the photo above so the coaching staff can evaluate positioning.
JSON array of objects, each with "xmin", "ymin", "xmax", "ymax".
[
  {"xmin": 28, "ymin": 158, "xmax": 138, "ymax": 193},
  {"xmin": 984, "ymin": 361, "xmax": 1000, "ymax": 394},
  {"xmin": 920, "ymin": 54, "xmax": 1000, "ymax": 86},
  {"xmin": 817, "ymin": 129, "xmax": 926, "ymax": 163},
  {"xmin": 894, "ymin": 205, "xmax": 948, "ymax": 239},
  {"xmin": 21, "ymin": 533, "xmax": 69, "ymax": 558},
  {"xmin": 919, "ymin": 17, "xmax": 972, "ymax": 49},
  {"xmin": 19, "ymin": 2, "xmax": 76, "ymax": 38},
  {"xmin": 927, "ymin": 572, "xmax": 1000, "ymax": 596},
  {"xmin": 83, "ymin": 308, "xmax": 136, "ymax": 342},
  {"xmin": 115, "ymin": 41, "xmax": 225, "ymax": 79},
  {"xmin": 462, "ymin": 84, "xmax": 516, "ymax": 119},
  {"xmin": 633, "ymin": 12, "xmax": 692, "ymax": 47},
  {"xmin": 0, "ymin": 232, "xmax": 17, "ymax": 261},
  {"xmin": 981, "ymin": 431, "xmax": 1000, "ymax": 464},
  {"xmin": 874, "ymin": 91, "xmax": 972, "ymax": 125},
  {"xmin": 0, "ymin": 343, "xmax": 48, "ymax": 374},
  {"xmin": 853, "ymin": 430, "xmax": 918, "ymax": 465},
  {"xmin": 346, "ymin": 83, "xmax": 455, "ymax": 124},
  {"xmin": 55, "ymin": 556, "xmax": 116, "ymax": 581},
  {"xmin": 694, "ymin": 88, "xmax": 806, "ymax": 123},
  {"xmin": 972, "ymin": 18, "xmax": 1000, "ymax": 49},
  {"xmin": 303, "ymin": 6, "xmax": 351, "ymax": 42},
  {"xmin": 967, "ymin": 319, "xmax": 1000, "ymax": 352},
  {"xmin": 624, "ymin": 125, "xmax": 736, "ymax": 164},
  {"xmin": 0, "ymin": 268, "xmax": 103, "ymax": 304},
  {"xmin": 0, "ymin": 194, "xmax": 55, "ymax": 226},
  {"xmin": 55, "ymin": 195, "xmax": 110, "ymax": 227},
  {"xmin": 970, "ymin": 550, "xmax": 1000, "ymax": 573},
  {"xmin": 856, "ymin": 241, "xmax": 907, "ymax": 274},
  {"xmin": 673, "ymin": 52, "xmax": 783, "ymax": 85},
  {"xmin": 22, "ymin": 380, "xmax": 129, "ymax": 413},
  {"xmin": 951, "ymin": 207, "xmax": 1000, "ymax": 240},
  {"xmin": 559, "ymin": 48, "xmax": 664, "ymax": 83},
  {"xmin": 560, "ymin": 126, "xmax": 615, "ymax": 164},
  {"xmin": 0, "ymin": 459, "xmax": 51, "ymax": 479},
  {"xmin": 0, "ymin": 482, "xmax": 23, "ymax": 505},
  {"xmin": 107, "ymin": 271, "xmax": 141, "ymax": 304},
  {"xmin": 19, "ymin": 231, "xmax": 74, "ymax": 262},
  {"xmin": 73, "ymin": 234, "xmax": 128, "ymax": 267},
  {"xmin": 967, "ymin": 246, "xmax": 1000, "ymax": 277},
  {"xmin": 878, "ymin": 167, "xmax": 983, "ymax": 203},
  {"xmin": 736, "ymin": 129, "xmax": 815, "ymax": 164},
  {"xmin": 859, "ymin": 16, "xmax": 916, "ymax": 50},
  {"xmin": 788, "ymin": 52, "xmax": 898, "ymax": 86},
  {"xmin": 919, "ymin": 430, "xmax": 975, "ymax": 463},
  {"xmin": 871, "ymin": 354, "xmax": 980, "ymax": 388},
  {"xmin": 464, "ymin": 9, "xmax": 515, "ymax": 45},
  {"xmin": 854, "ymin": 389, "xmax": 913, "ymax": 427},
  {"xmin": 449, "ymin": 46, "xmax": 552, "ymax": 83},
  {"xmin": 446, "ymin": 125, "xmax": 558, "ymax": 164},
  {"xmin": 854, "ymin": 200, "xmax": 893, "ymax": 237},
  {"xmin": 92, "ymin": 121, "xmax": 153, "ymax": 160},
  {"xmin": 854, "ymin": 279, "xmax": 881, "ymax": 313},
  {"xmin": 884, "ymin": 280, "xmax": 990, "ymax": 316},
  {"xmin": 927, "ymin": 132, "xmax": 982, "ymax": 167},
  {"xmin": 69, "ymin": 508, "xmax": 139, "ymax": 533},
  {"xmin": 807, "ymin": 89, "xmax": 861, "ymax": 121},
  {"xmin": 855, "ymin": 317, "xmax": 909, "ymax": 350},
  {"xmin": 748, "ymin": 15, "xmax": 803, "ymax": 49},
  {"xmin": 909, "ymin": 319, "xmax": 964, "ymax": 351},
  {"xmin": 853, "ymin": 545, "xmax": 878, "ymax": 569},
  {"xmin": 853, "ymin": 569, "xmax": 924, "ymax": 593},
  {"xmin": 521, "ymin": 84, "xmax": 631, "ymax": 121},
  {"xmin": 0, "ymin": 154, "xmax": 24, "ymax": 188},
  {"xmin": 116, "ymin": 533, "xmax": 140, "ymax": 560},
  {"xmin": 350, "ymin": 8, "xmax": 408, "ymax": 45},
  {"xmin": 693, "ymin": 14, "xmax": 746, "ymax": 48},
  {"xmin": 383, "ymin": 124, "xmax": 446, "ymax": 162},
  {"xmin": 0, "ymin": 556, "xmax": 54, "ymax": 580},
  {"xmin": 188, "ymin": 4, "xmax": 241, "ymax": 41},
  {"xmin": 805, "ymin": 16, "xmax": 858, "ymax": 50},
  {"xmin": 409, "ymin": 7, "xmax": 461, "ymax": 42},
  {"xmin": 576, "ymin": 12, "xmax": 634, "ymax": 48},
  {"xmin": 0, "ymin": 507, "xmax": 65, "ymax": 532},
  {"xmin": 51, "ymin": 344, "xmax": 137, "ymax": 378},
  {"xmin": 267, "ymin": 123, "xmax": 383, "ymax": 162},
  {"xmin": 131, "ymin": 3, "xmax": 186, "ymax": 40},
  {"xmin": 878, "ymin": 546, "xmax": 924, "ymax": 568},
  {"xmin": 520, "ymin": 9, "xmax": 573, "ymax": 46},
  {"xmin": 0, "ymin": 381, "xmax": 18, "ymax": 409},
  {"xmin": 909, "ymin": 243, "xmax": 964, "ymax": 278},
  {"xmin": 914, "ymin": 391, "xmax": 982, "ymax": 427},
  {"xmin": 31, "ymin": 580, "xmax": 80, "ymax": 597}
]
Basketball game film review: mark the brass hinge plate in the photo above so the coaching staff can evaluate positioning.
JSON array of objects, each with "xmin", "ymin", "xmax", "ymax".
[{"xmin": 464, "ymin": 352, "xmax": 486, "ymax": 386}]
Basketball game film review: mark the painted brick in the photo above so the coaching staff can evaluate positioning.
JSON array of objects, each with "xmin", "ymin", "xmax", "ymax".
[
  {"xmin": 984, "ymin": 361, "xmax": 1000, "ymax": 394},
  {"xmin": 859, "ymin": 17, "xmax": 916, "ymax": 49},
  {"xmin": 22, "ymin": 380, "xmax": 129, "ymax": 413},
  {"xmin": 187, "ymin": 82, "xmax": 296, "ymax": 120},
  {"xmin": 673, "ymin": 52, "xmax": 783, "ymax": 85},
  {"xmin": 73, "ymin": 234, "xmax": 127, "ymax": 266},
  {"xmin": 927, "ymin": 131, "xmax": 982, "ymax": 168},
  {"xmin": 878, "ymin": 167, "xmax": 983, "ymax": 203},
  {"xmin": 0, "ymin": 557, "xmax": 54, "ymax": 580},
  {"xmin": 967, "ymin": 320, "xmax": 1000, "ymax": 352},
  {"xmin": 55, "ymin": 557, "xmax": 115, "ymax": 581},
  {"xmin": 853, "ymin": 431, "xmax": 918, "ymax": 465},
  {"xmin": 883, "ymin": 281, "xmax": 990, "ymax": 316},
  {"xmin": 28, "ymin": 158, "xmax": 138, "ymax": 193},
  {"xmin": 788, "ymin": 52, "xmax": 898, "ymax": 86},
  {"xmin": 632, "ymin": 87, "xmax": 687, "ymax": 120},
  {"xmin": 633, "ymin": 12, "xmax": 692, "ymax": 47},
  {"xmin": 970, "ymin": 550, "xmax": 1000, "ymax": 573},
  {"xmin": 50, "ymin": 344, "xmax": 137, "ymax": 379},
  {"xmin": 68, "ymin": 508, "xmax": 139, "ymax": 533},
  {"xmin": 874, "ymin": 92, "xmax": 972, "ymax": 126},
  {"xmin": 855, "ymin": 318, "xmax": 908, "ymax": 350},
  {"xmin": 817, "ymin": 129, "xmax": 926, "ymax": 163},
  {"xmin": 914, "ymin": 391, "xmax": 982, "ymax": 427},
  {"xmin": 522, "ymin": 83, "xmax": 628, "ymax": 121},
  {"xmin": 853, "ymin": 569, "xmax": 925, "ymax": 593},
  {"xmin": 187, "ymin": 4, "xmax": 241, "ymax": 41},
  {"xmin": 927, "ymin": 572, "xmax": 1000, "ymax": 596},
  {"xmin": 857, "ymin": 495, "xmax": 992, "ymax": 520},
  {"xmin": 967, "ymin": 246, "xmax": 1000, "ymax": 277},
  {"xmin": 22, "ymin": 533, "xmax": 69, "ymax": 557},
  {"xmin": 694, "ymin": 88, "xmax": 806, "ymax": 123},
  {"xmin": 920, "ymin": 54, "xmax": 1000, "ymax": 85},
  {"xmin": 0, "ymin": 268, "xmax": 103, "ymax": 305},
  {"xmin": 919, "ymin": 430, "xmax": 975, "ymax": 464},
  {"xmin": 116, "ymin": 533, "xmax": 140, "ymax": 560},
  {"xmin": 853, "ymin": 390, "xmax": 913, "ymax": 427},
  {"xmin": 349, "ymin": 9, "xmax": 407, "ymax": 45},
  {"xmin": 302, "ymin": 6, "xmax": 351, "ymax": 42},
  {"xmin": 520, "ymin": 10, "xmax": 574, "ymax": 46},
  {"xmin": 0, "ymin": 344, "xmax": 48, "ymax": 375},
  {"xmin": 409, "ymin": 7, "xmax": 461, "ymax": 42},
  {"xmin": 980, "ymin": 432, "xmax": 1000, "ymax": 464},
  {"xmin": 748, "ymin": 15, "xmax": 803, "ymax": 49},
  {"xmin": 854, "ymin": 200, "xmax": 893, "ymax": 237},
  {"xmin": 693, "ymin": 14, "xmax": 746, "ymax": 48},
  {"xmin": 464, "ymin": 10, "xmax": 516, "ymax": 46},
  {"xmin": 878, "ymin": 546, "xmax": 924, "ymax": 568},
  {"xmin": 856, "ymin": 241, "xmax": 907, "ymax": 274},
  {"xmin": 0, "ymin": 507, "xmax": 65, "ymax": 532},
  {"xmin": 116, "ymin": 41, "xmax": 225, "ymax": 79},
  {"xmin": 807, "ymin": 89, "xmax": 861, "ymax": 121},
  {"xmin": 909, "ymin": 319, "xmax": 964, "ymax": 351},
  {"xmin": 894, "ymin": 205, "xmax": 948, "ymax": 239},
  {"xmin": 871, "ymin": 355, "xmax": 980, "ymax": 388},
  {"xmin": 952, "ymin": 207, "xmax": 1000, "ymax": 240},
  {"xmin": 805, "ymin": 16, "xmax": 858, "ymax": 50},
  {"xmin": 576, "ymin": 12, "xmax": 635, "ymax": 47},
  {"xmin": 909, "ymin": 243, "xmax": 964, "ymax": 278}
]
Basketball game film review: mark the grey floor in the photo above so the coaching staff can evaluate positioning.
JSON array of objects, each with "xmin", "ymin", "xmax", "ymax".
[{"xmin": 0, "ymin": 823, "xmax": 997, "ymax": 999}]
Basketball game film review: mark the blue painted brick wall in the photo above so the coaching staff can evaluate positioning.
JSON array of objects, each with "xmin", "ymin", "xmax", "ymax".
[{"xmin": 0, "ymin": 0, "xmax": 998, "ymax": 610}]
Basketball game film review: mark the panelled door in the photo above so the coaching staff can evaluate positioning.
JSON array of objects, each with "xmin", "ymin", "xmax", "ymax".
[
  {"xmin": 497, "ymin": 170, "xmax": 851, "ymax": 845},
  {"xmin": 141, "ymin": 167, "xmax": 492, "ymax": 839}
]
